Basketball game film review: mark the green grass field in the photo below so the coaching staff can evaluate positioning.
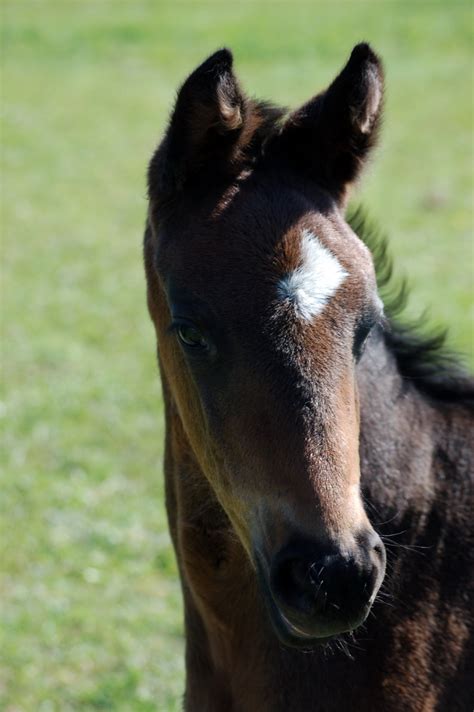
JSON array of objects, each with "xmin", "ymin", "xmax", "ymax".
[{"xmin": 1, "ymin": 2, "xmax": 472, "ymax": 710}]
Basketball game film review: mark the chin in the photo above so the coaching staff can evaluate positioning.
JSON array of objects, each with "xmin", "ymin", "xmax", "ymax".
[
  {"xmin": 265, "ymin": 590, "xmax": 370, "ymax": 650},
  {"xmin": 268, "ymin": 600, "xmax": 337, "ymax": 650}
]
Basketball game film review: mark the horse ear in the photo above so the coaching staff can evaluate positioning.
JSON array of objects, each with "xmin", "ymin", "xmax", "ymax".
[
  {"xmin": 148, "ymin": 48, "xmax": 247, "ymax": 202},
  {"xmin": 278, "ymin": 43, "xmax": 383, "ymax": 202}
]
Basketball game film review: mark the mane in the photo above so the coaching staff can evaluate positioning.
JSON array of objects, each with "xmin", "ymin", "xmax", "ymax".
[
  {"xmin": 244, "ymin": 100, "xmax": 288, "ymax": 163},
  {"xmin": 347, "ymin": 206, "xmax": 474, "ymax": 407}
]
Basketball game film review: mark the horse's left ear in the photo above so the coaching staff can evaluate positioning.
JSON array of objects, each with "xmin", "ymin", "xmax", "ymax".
[{"xmin": 278, "ymin": 43, "xmax": 383, "ymax": 203}]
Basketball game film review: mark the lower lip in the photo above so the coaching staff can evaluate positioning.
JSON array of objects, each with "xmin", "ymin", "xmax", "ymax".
[
  {"xmin": 276, "ymin": 600, "xmax": 371, "ymax": 644},
  {"xmin": 279, "ymin": 611, "xmax": 317, "ymax": 639}
]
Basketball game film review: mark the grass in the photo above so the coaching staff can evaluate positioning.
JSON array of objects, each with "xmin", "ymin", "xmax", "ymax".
[{"xmin": 1, "ymin": 1, "xmax": 472, "ymax": 710}]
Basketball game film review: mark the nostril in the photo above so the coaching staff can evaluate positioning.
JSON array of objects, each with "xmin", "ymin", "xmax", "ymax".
[
  {"xmin": 271, "ymin": 556, "xmax": 323, "ymax": 615},
  {"xmin": 365, "ymin": 530, "xmax": 385, "ymax": 558},
  {"xmin": 274, "ymin": 557, "xmax": 305, "ymax": 597},
  {"xmin": 287, "ymin": 558, "xmax": 310, "ymax": 590},
  {"xmin": 370, "ymin": 534, "xmax": 386, "ymax": 564},
  {"xmin": 373, "ymin": 542, "xmax": 384, "ymax": 556}
]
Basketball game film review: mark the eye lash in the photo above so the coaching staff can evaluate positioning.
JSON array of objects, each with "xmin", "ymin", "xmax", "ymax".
[
  {"xmin": 353, "ymin": 314, "xmax": 379, "ymax": 360},
  {"xmin": 166, "ymin": 322, "xmax": 180, "ymax": 335},
  {"xmin": 167, "ymin": 317, "xmax": 195, "ymax": 335}
]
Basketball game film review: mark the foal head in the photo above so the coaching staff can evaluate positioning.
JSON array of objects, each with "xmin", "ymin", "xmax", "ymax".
[{"xmin": 146, "ymin": 45, "xmax": 386, "ymax": 646}]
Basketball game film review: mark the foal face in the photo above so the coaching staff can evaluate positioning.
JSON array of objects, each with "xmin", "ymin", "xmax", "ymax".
[
  {"xmin": 147, "ymin": 44, "xmax": 387, "ymax": 644},
  {"xmin": 152, "ymin": 183, "xmax": 385, "ymax": 643}
]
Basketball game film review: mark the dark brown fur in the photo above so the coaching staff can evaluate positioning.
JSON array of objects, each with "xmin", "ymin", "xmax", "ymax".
[{"xmin": 144, "ymin": 45, "xmax": 473, "ymax": 711}]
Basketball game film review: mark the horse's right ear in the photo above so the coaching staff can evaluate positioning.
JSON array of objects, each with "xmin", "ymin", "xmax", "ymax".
[{"xmin": 148, "ymin": 49, "xmax": 247, "ymax": 204}]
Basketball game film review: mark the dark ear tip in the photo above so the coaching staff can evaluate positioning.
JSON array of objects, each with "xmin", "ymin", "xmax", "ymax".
[
  {"xmin": 215, "ymin": 47, "xmax": 234, "ymax": 66},
  {"xmin": 197, "ymin": 47, "xmax": 234, "ymax": 77},
  {"xmin": 350, "ymin": 42, "xmax": 381, "ymax": 67}
]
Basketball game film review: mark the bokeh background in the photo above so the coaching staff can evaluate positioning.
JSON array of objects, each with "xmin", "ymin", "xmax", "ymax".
[{"xmin": 2, "ymin": 2, "xmax": 472, "ymax": 710}]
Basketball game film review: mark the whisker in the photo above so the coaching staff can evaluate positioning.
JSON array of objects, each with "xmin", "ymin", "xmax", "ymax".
[
  {"xmin": 374, "ymin": 510, "xmax": 403, "ymax": 527},
  {"xmin": 380, "ymin": 529, "xmax": 410, "ymax": 539}
]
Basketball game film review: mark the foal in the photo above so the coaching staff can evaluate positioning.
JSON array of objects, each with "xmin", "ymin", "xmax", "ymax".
[{"xmin": 144, "ymin": 44, "xmax": 473, "ymax": 711}]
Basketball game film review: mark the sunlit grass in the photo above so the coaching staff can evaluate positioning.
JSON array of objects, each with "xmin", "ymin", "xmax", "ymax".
[{"xmin": 1, "ymin": 1, "xmax": 472, "ymax": 709}]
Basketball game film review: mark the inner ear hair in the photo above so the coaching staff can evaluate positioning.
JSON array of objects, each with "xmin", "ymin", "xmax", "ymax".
[
  {"xmin": 350, "ymin": 60, "xmax": 383, "ymax": 135},
  {"xmin": 215, "ymin": 74, "xmax": 244, "ymax": 131},
  {"xmin": 322, "ymin": 43, "xmax": 384, "ymax": 162}
]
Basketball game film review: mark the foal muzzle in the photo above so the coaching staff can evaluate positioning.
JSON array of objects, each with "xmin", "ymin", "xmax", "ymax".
[{"xmin": 256, "ymin": 532, "xmax": 386, "ymax": 647}]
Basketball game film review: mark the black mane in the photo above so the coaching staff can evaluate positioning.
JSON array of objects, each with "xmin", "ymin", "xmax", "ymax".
[{"xmin": 347, "ymin": 206, "xmax": 474, "ymax": 406}]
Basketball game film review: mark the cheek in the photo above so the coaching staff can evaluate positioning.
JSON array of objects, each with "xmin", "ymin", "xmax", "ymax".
[
  {"xmin": 149, "ymin": 282, "xmax": 210, "ymax": 462},
  {"xmin": 153, "ymin": 301, "xmax": 253, "ymax": 536},
  {"xmin": 162, "ymin": 342, "xmax": 207, "ymax": 457}
]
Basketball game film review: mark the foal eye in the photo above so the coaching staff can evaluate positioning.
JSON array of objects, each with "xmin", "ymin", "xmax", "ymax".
[
  {"xmin": 353, "ymin": 320, "xmax": 375, "ymax": 361},
  {"xmin": 176, "ymin": 324, "xmax": 208, "ymax": 349}
]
